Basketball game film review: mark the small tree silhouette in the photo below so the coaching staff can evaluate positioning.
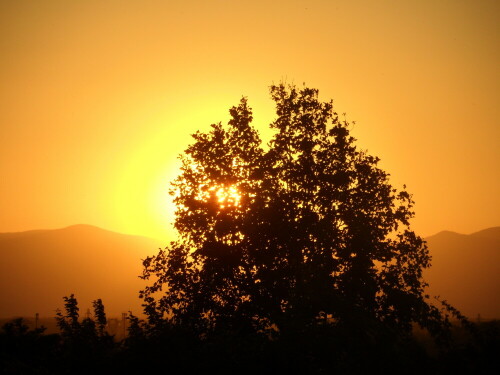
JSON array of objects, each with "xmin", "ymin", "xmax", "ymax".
[
  {"xmin": 93, "ymin": 299, "xmax": 107, "ymax": 337},
  {"xmin": 140, "ymin": 83, "xmax": 449, "ymax": 341},
  {"xmin": 55, "ymin": 294, "xmax": 113, "ymax": 345},
  {"xmin": 55, "ymin": 294, "xmax": 80, "ymax": 339},
  {"xmin": 52, "ymin": 295, "xmax": 115, "ymax": 373}
]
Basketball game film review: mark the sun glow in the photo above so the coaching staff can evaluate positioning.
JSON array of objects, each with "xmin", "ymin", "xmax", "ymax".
[{"xmin": 211, "ymin": 185, "xmax": 242, "ymax": 209}]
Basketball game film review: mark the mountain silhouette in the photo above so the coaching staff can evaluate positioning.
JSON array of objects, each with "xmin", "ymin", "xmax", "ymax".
[
  {"xmin": 424, "ymin": 227, "xmax": 500, "ymax": 319},
  {"xmin": 0, "ymin": 225, "xmax": 163, "ymax": 318},
  {"xmin": 0, "ymin": 225, "xmax": 498, "ymax": 320}
]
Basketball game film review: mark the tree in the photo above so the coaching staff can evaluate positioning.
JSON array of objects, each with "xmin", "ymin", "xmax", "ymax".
[
  {"xmin": 56, "ymin": 295, "xmax": 113, "ymax": 345},
  {"xmin": 141, "ymin": 83, "xmax": 447, "ymax": 339},
  {"xmin": 93, "ymin": 299, "xmax": 108, "ymax": 337}
]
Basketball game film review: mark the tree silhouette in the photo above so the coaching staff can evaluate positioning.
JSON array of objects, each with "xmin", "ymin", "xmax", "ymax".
[
  {"xmin": 54, "ymin": 295, "xmax": 115, "ymax": 373},
  {"xmin": 141, "ymin": 83, "xmax": 447, "ymax": 340},
  {"xmin": 93, "ymin": 299, "xmax": 107, "ymax": 337},
  {"xmin": 55, "ymin": 294, "xmax": 113, "ymax": 349}
]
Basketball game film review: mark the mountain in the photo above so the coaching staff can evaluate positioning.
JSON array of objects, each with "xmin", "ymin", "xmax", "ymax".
[
  {"xmin": 0, "ymin": 225, "xmax": 164, "ymax": 318},
  {"xmin": 424, "ymin": 227, "xmax": 500, "ymax": 319},
  {"xmin": 1, "ymin": 224, "xmax": 498, "ymax": 321}
]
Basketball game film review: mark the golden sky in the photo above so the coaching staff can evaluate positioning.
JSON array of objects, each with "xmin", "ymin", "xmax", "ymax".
[{"xmin": 0, "ymin": 0, "xmax": 498, "ymax": 241}]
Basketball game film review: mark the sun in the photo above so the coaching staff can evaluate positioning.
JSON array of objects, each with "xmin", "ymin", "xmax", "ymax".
[{"xmin": 210, "ymin": 185, "xmax": 242, "ymax": 209}]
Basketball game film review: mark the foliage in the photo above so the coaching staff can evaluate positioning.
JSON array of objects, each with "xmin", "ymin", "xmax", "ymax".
[
  {"xmin": 0, "ymin": 317, "xmax": 59, "ymax": 374},
  {"xmin": 1, "ymin": 317, "xmax": 45, "ymax": 337},
  {"xmin": 55, "ymin": 294, "xmax": 80, "ymax": 338},
  {"xmin": 140, "ymin": 83, "xmax": 450, "ymax": 341},
  {"xmin": 55, "ymin": 294, "xmax": 113, "ymax": 343},
  {"xmin": 93, "ymin": 298, "xmax": 107, "ymax": 337},
  {"xmin": 54, "ymin": 294, "xmax": 115, "ymax": 373},
  {"xmin": 2, "ymin": 313, "xmax": 497, "ymax": 375}
]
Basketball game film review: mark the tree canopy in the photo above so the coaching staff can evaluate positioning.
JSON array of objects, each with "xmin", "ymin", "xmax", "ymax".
[{"xmin": 140, "ymin": 83, "xmax": 447, "ymax": 338}]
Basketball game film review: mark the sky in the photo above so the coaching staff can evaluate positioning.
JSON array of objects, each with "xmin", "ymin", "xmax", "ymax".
[{"xmin": 0, "ymin": 0, "xmax": 498, "ymax": 241}]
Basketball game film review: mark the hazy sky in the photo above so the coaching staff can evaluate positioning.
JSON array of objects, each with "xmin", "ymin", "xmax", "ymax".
[{"xmin": 1, "ymin": 0, "xmax": 498, "ymax": 241}]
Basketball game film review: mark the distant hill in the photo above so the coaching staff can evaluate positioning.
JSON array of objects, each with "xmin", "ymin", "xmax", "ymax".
[
  {"xmin": 424, "ymin": 227, "xmax": 500, "ymax": 320},
  {"xmin": 0, "ymin": 225, "xmax": 164, "ymax": 318},
  {"xmin": 1, "ymin": 225, "xmax": 498, "ymax": 321}
]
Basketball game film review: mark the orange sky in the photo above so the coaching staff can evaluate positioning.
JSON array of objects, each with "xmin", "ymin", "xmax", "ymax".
[{"xmin": 0, "ymin": 0, "xmax": 498, "ymax": 241}]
